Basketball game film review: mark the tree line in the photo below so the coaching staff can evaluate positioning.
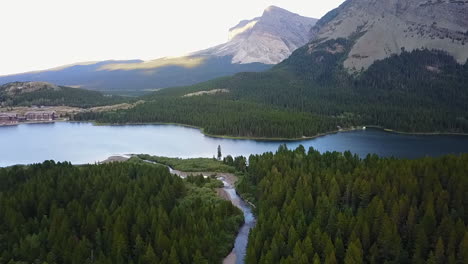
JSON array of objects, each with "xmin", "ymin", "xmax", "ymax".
[
  {"xmin": 74, "ymin": 96, "xmax": 339, "ymax": 139},
  {"xmin": 0, "ymin": 86, "xmax": 128, "ymax": 108}
]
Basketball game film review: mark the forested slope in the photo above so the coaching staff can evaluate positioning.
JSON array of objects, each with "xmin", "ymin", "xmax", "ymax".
[
  {"xmin": 0, "ymin": 161, "xmax": 243, "ymax": 264},
  {"xmin": 157, "ymin": 42, "xmax": 468, "ymax": 133},
  {"xmin": 0, "ymin": 82, "xmax": 128, "ymax": 108},
  {"xmin": 77, "ymin": 41, "xmax": 468, "ymax": 138},
  {"xmin": 235, "ymin": 146, "xmax": 468, "ymax": 264},
  {"xmin": 74, "ymin": 97, "xmax": 340, "ymax": 139}
]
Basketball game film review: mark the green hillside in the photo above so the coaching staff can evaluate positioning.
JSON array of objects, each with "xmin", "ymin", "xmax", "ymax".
[
  {"xmin": 76, "ymin": 39, "xmax": 468, "ymax": 138},
  {"xmin": 0, "ymin": 82, "xmax": 129, "ymax": 108}
]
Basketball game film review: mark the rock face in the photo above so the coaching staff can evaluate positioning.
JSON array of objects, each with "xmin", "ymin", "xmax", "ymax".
[
  {"xmin": 310, "ymin": 0, "xmax": 468, "ymax": 71},
  {"xmin": 196, "ymin": 6, "xmax": 317, "ymax": 64}
]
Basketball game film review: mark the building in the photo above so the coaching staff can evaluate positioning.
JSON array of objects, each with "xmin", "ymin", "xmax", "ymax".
[
  {"xmin": 25, "ymin": 111, "xmax": 56, "ymax": 121},
  {"xmin": 0, "ymin": 112, "xmax": 19, "ymax": 125}
]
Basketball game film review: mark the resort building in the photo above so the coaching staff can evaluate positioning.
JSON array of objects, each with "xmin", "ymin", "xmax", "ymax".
[
  {"xmin": 0, "ymin": 112, "xmax": 19, "ymax": 125},
  {"xmin": 25, "ymin": 111, "xmax": 56, "ymax": 121}
]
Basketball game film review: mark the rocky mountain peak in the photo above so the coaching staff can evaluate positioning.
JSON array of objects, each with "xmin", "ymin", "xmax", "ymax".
[
  {"xmin": 196, "ymin": 6, "xmax": 317, "ymax": 64},
  {"xmin": 262, "ymin": 5, "xmax": 291, "ymax": 16},
  {"xmin": 309, "ymin": 0, "xmax": 468, "ymax": 71}
]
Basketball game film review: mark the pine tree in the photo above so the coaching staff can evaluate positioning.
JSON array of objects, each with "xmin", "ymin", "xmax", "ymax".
[
  {"xmin": 142, "ymin": 244, "xmax": 157, "ymax": 264},
  {"xmin": 217, "ymin": 145, "xmax": 222, "ymax": 161},
  {"xmin": 193, "ymin": 250, "xmax": 208, "ymax": 264},
  {"xmin": 434, "ymin": 237, "xmax": 445, "ymax": 264},
  {"xmin": 458, "ymin": 233, "xmax": 468, "ymax": 264},
  {"xmin": 313, "ymin": 253, "xmax": 321, "ymax": 264},
  {"xmin": 324, "ymin": 251, "xmax": 337, "ymax": 264},
  {"xmin": 344, "ymin": 240, "xmax": 363, "ymax": 264},
  {"xmin": 168, "ymin": 245, "xmax": 179, "ymax": 264}
]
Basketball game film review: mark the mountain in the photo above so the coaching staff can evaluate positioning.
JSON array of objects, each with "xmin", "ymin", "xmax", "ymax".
[
  {"xmin": 0, "ymin": 81, "xmax": 126, "ymax": 108},
  {"xmin": 0, "ymin": 57, "xmax": 270, "ymax": 94},
  {"xmin": 95, "ymin": 0, "xmax": 468, "ymax": 138},
  {"xmin": 309, "ymin": 0, "xmax": 468, "ymax": 71},
  {"xmin": 0, "ymin": 6, "xmax": 316, "ymax": 93},
  {"xmin": 194, "ymin": 6, "xmax": 317, "ymax": 64}
]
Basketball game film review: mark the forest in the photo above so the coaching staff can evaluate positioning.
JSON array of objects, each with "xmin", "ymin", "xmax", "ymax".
[
  {"xmin": 234, "ymin": 146, "xmax": 468, "ymax": 264},
  {"xmin": 75, "ymin": 43, "xmax": 468, "ymax": 138},
  {"xmin": 0, "ymin": 161, "xmax": 243, "ymax": 264},
  {"xmin": 0, "ymin": 85, "xmax": 128, "ymax": 108},
  {"xmin": 74, "ymin": 96, "xmax": 339, "ymax": 139}
]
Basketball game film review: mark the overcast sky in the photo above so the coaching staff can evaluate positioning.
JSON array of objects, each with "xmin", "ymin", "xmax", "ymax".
[{"xmin": 0, "ymin": 0, "xmax": 345, "ymax": 75}]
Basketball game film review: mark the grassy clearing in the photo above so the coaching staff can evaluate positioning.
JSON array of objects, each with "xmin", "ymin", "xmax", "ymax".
[{"xmin": 137, "ymin": 154, "xmax": 236, "ymax": 173}]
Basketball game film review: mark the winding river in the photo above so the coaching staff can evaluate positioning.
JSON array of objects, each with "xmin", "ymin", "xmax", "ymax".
[
  {"xmin": 220, "ymin": 177, "xmax": 255, "ymax": 264},
  {"xmin": 142, "ymin": 160, "xmax": 254, "ymax": 264}
]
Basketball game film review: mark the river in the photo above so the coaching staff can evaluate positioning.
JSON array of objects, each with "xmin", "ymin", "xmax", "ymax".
[
  {"xmin": 1, "ymin": 122, "xmax": 468, "ymax": 166},
  {"xmin": 142, "ymin": 160, "xmax": 254, "ymax": 264}
]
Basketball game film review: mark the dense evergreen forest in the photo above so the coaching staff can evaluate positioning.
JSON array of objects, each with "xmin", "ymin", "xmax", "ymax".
[
  {"xmin": 75, "ymin": 40, "xmax": 468, "ymax": 138},
  {"xmin": 235, "ymin": 146, "xmax": 468, "ymax": 264},
  {"xmin": 74, "ymin": 97, "xmax": 340, "ymax": 138},
  {"xmin": 0, "ymin": 85, "xmax": 128, "ymax": 108},
  {"xmin": 0, "ymin": 161, "xmax": 243, "ymax": 264}
]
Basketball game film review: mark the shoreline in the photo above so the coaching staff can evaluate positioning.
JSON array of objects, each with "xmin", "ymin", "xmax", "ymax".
[
  {"xmin": 89, "ymin": 120, "xmax": 360, "ymax": 141},
  {"xmin": 88, "ymin": 121, "xmax": 468, "ymax": 141},
  {"xmin": 0, "ymin": 119, "xmax": 68, "ymax": 127},
  {"xmin": 3, "ymin": 119, "xmax": 468, "ymax": 141}
]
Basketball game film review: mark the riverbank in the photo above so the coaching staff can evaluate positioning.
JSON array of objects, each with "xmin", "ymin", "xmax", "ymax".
[
  {"xmin": 131, "ymin": 156, "xmax": 253, "ymax": 264},
  {"xmin": 0, "ymin": 119, "xmax": 70, "ymax": 127}
]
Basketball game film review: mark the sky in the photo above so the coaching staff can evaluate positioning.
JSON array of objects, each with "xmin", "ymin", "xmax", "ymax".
[{"xmin": 0, "ymin": 0, "xmax": 345, "ymax": 75}]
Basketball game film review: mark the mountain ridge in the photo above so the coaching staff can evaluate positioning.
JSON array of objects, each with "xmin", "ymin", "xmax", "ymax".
[
  {"xmin": 0, "ymin": 6, "xmax": 315, "ymax": 92},
  {"xmin": 195, "ymin": 5, "xmax": 317, "ymax": 65}
]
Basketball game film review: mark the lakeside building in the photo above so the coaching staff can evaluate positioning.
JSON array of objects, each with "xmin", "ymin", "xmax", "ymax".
[
  {"xmin": 25, "ymin": 111, "xmax": 56, "ymax": 121},
  {"xmin": 0, "ymin": 111, "xmax": 57, "ymax": 125},
  {"xmin": 0, "ymin": 112, "xmax": 19, "ymax": 125}
]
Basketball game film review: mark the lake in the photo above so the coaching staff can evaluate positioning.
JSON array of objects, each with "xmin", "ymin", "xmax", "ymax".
[{"xmin": 1, "ymin": 122, "xmax": 468, "ymax": 167}]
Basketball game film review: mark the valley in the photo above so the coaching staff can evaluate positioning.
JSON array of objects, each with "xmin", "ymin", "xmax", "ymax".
[{"xmin": 1, "ymin": 0, "xmax": 468, "ymax": 263}]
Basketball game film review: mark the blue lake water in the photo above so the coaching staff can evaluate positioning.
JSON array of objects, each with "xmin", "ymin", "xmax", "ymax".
[{"xmin": 1, "ymin": 122, "xmax": 468, "ymax": 166}]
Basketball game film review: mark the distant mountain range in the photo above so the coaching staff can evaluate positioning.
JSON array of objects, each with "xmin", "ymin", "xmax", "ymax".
[{"xmin": 0, "ymin": 6, "xmax": 315, "ymax": 93}]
